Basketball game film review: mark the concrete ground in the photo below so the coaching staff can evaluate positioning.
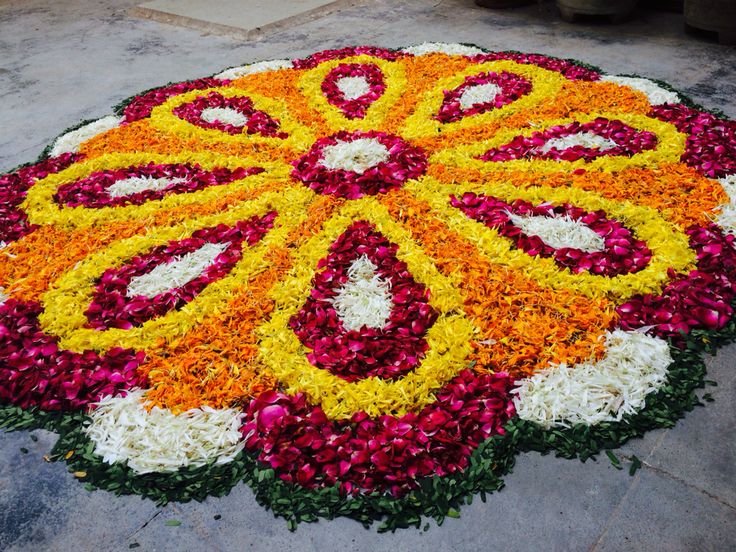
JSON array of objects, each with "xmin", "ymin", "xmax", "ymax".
[{"xmin": 0, "ymin": 0, "xmax": 735, "ymax": 550}]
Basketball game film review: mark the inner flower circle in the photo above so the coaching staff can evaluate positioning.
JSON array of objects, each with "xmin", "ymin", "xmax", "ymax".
[
  {"xmin": 320, "ymin": 137, "xmax": 391, "ymax": 174},
  {"xmin": 292, "ymin": 130, "xmax": 428, "ymax": 199},
  {"xmin": 199, "ymin": 106, "xmax": 249, "ymax": 127}
]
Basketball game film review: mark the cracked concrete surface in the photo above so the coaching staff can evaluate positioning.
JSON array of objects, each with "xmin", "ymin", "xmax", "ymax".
[{"xmin": 0, "ymin": 0, "xmax": 735, "ymax": 550}]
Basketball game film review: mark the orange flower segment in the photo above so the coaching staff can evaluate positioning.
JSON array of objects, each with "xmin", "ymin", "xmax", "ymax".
[{"xmin": 2, "ymin": 44, "xmax": 735, "ymax": 528}]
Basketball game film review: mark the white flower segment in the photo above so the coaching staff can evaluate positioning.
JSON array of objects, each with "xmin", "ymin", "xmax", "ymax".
[
  {"xmin": 402, "ymin": 42, "xmax": 484, "ymax": 56},
  {"xmin": 126, "ymin": 242, "xmax": 229, "ymax": 298},
  {"xmin": 330, "ymin": 255, "xmax": 393, "ymax": 331},
  {"xmin": 507, "ymin": 212, "xmax": 606, "ymax": 253},
  {"xmin": 512, "ymin": 330, "xmax": 671, "ymax": 428},
  {"xmin": 715, "ymin": 174, "xmax": 736, "ymax": 235},
  {"xmin": 540, "ymin": 132, "xmax": 618, "ymax": 154},
  {"xmin": 336, "ymin": 76, "xmax": 372, "ymax": 100},
  {"xmin": 320, "ymin": 137, "xmax": 390, "ymax": 174},
  {"xmin": 49, "ymin": 115, "xmax": 123, "ymax": 157},
  {"xmin": 601, "ymin": 75, "xmax": 680, "ymax": 106},
  {"xmin": 200, "ymin": 107, "xmax": 249, "ymax": 127},
  {"xmin": 107, "ymin": 176, "xmax": 188, "ymax": 198},
  {"xmin": 214, "ymin": 59, "xmax": 293, "ymax": 80},
  {"xmin": 458, "ymin": 82, "xmax": 502, "ymax": 110},
  {"xmin": 84, "ymin": 390, "xmax": 245, "ymax": 474},
  {"xmin": 0, "ymin": 287, "xmax": 7, "ymax": 305}
]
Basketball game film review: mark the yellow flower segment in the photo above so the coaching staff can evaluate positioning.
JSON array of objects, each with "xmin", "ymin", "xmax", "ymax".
[
  {"xmin": 400, "ymin": 60, "xmax": 566, "ymax": 140},
  {"xmin": 430, "ymin": 112, "xmax": 686, "ymax": 173},
  {"xmin": 39, "ymin": 186, "xmax": 314, "ymax": 352},
  {"xmin": 257, "ymin": 197, "xmax": 475, "ymax": 420},
  {"xmin": 406, "ymin": 177, "xmax": 695, "ymax": 300},
  {"xmin": 297, "ymin": 55, "xmax": 408, "ymax": 132},
  {"xmin": 23, "ymin": 151, "xmax": 293, "ymax": 229}
]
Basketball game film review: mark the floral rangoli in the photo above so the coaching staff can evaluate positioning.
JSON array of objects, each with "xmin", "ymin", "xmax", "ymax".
[{"xmin": 1, "ymin": 43, "xmax": 735, "ymax": 531}]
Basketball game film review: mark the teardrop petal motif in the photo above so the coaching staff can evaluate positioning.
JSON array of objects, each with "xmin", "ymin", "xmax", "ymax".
[
  {"xmin": 450, "ymin": 192, "xmax": 652, "ymax": 276},
  {"xmin": 292, "ymin": 131, "xmax": 428, "ymax": 199},
  {"xmin": 400, "ymin": 60, "xmax": 566, "ymax": 140},
  {"xmin": 173, "ymin": 91, "xmax": 288, "ymax": 138},
  {"xmin": 22, "ymin": 152, "xmax": 291, "ymax": 230},
  {"xmin": 481, "ymin": 118, "xmax": 658, "ymax": 163},
  {"xmin": 321, "ymin": 63, "xmax": 386, "ymax": 120},
  {"xmin": 256, "ymin": 196, "xmax": 473, "ymax": 420},
  {"xmin": 298, "ymin": 55, "xmax": 408, "ymax": 132},
  {"xmin": 435, "ymin": 71, "xmax": 532, "ymax": 123},
  {"xmin": 37, "ymin": 185, "xmax": 313, "ymax": 354},
  {"xmin": 289, "ymin": 221, "xmax": 438, "ymax": 382},
  {"xmin": 122, "ymin": 78, "xmax": 225, "ymax": 123},
  {"xmin": 54, "ymin": 163, "xmax": 264, "ymax": 208},
  {"xmin": 85, "ymin": 212, "xmax": 276, "ymax": 330}
]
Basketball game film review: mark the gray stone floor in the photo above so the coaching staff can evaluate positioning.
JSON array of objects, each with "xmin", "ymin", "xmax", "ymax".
[{"xmin": 0, "ymin": 0, "xmax": 735, "ymax": 550}]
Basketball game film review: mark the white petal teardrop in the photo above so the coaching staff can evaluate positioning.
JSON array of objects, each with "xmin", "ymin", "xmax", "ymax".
[
  {"xmin": 107, "ymin": 176, "xmax": 188, "ymax": 198},
  {"xmin": 126, "ymin": 242, "xmax": 230, "ymax": 298},
  {"xmin": 336, "ymin": 76, "xmax": 372, "ymax": 100},
  {"xmin": 507, "ymin": 213, "xmax": 606, "ymax": 253},
  {"xmin": 200, "ymin": 107, "xmax": 249, "ymax": 127},
  {"xmin": 540, "ymin": 132, "xmax": 617, "ymax": 154},
  {"xmin": 458, "ymin": 82, "xmax": 502, "ymax": 109},
  {"xmin": 330, "ymin": 255, "xmax": 393, "ymax": 331}
]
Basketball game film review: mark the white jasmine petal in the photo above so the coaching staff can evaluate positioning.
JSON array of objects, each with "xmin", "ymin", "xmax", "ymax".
[
  {"xmin": 50, "ymin": 115, "xmax": 122, "ymax": 157},
  {"xmin": 320, "ymin": 138, "xmax": 390, "ymax": 174},
  {"xmin": 84, "ymin": 390, "xmax": 245, "ymax": 474},
  {"xmin": 402, "ymin": 42, "xmax": 484, "ymax": 56},
  {"xmin": 512, "ymin": 330, "xmax": 671, "ymax": 428},
  {"xmin": 715, "ymin": 175, "xmax": 736, "ymax": 235},
  {"xmin": 214, "ymin": 59, "xmax": 293, "ymax": 80},
  {"xmin": 601, "ymin": 75, "xmax": 680, "ymax": 106},
  {"xmin": 331, "ymin": 255, "xmax": 393, "ymax": 331},
  {"xmin": 458, "ymin": 82, "xmax": 502, "ymax": 110},
  {"xmin": 127, "ymin": 242, "xmax": 229, "ymax": 298},
  {"xmin": 507, "ymin": 212, "xmax": 606, "ymax": 253},
  {"xmin": 540, "ymin": 132, "xmax": 617, "ymax": 154},
  {"xmin": 107, "ymin": 176, "xmax": 188, "ymax": 198},
  {"xmin": 200, "ymin": 107, "xmax": 249, "ymax": 127},
  {"xmin": 336, "ymin": 76, "xmax": 372, "ymax": 101}
]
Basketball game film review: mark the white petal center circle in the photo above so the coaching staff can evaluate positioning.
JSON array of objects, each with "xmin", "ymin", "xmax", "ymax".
[
  {"xmin": 107, "ymin": 176, "xmax": 189, "ymax": 198},
  {"xmin": 200, "ymin": 106, "xmax": 249, "ymax": 127},
  {"xmin": 320, "ymin": 137, "xmax": 391, "ymax": 174},
  {"xmin": 126, "ymin": 242, "xmax": 230, "ymax": 298},
  {"xmin": 540, "ymin": 131, "xmax": 617, "ymax": 154},
  {"xmin": 507, "ymin": 212, "xmax": 606, "ymax": 253},
  {"xmin": 336, "ymin": 76, "xmax": 373, "ymax": 101},
  {"xmin": 458, "ymin": 82, "xmax": 502, "ymax": 110},
  {"xmin": 330, "ymin": 255, "xmax": 393, "ymax": 331}
]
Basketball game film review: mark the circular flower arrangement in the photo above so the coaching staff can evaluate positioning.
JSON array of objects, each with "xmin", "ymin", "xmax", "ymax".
[{"xmin": 2, "ymin": 43, "xmax": 736, "ymax": 531}]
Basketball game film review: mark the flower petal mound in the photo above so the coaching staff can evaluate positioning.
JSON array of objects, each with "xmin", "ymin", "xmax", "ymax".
[
  {"xmin": 322, "ymin": 62, "xmax": 387, "ymax": 119},
  {"xmin": 1, "ymin": 44, "xmax": 735, "ymax": 531},
  {"xmin": 481, "ymin": 118, "xmax": 658, "ymax": 163},
  {"xmin": 289, "ymin": 221, "xmax": 438, "ymax": 382}
]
